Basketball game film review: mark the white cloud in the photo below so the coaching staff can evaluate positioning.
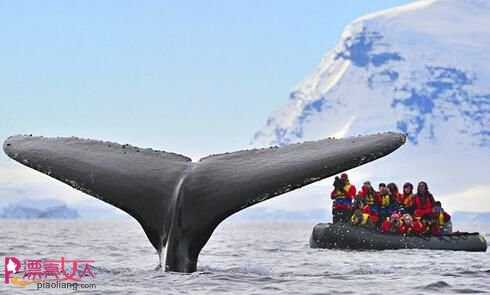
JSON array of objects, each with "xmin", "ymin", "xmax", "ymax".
[{"xmin": 439, "ymin": 185, "xmax": 490, "ymax": 213}]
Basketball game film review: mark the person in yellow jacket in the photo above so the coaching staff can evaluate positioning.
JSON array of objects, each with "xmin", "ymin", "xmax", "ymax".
[{"xmin": 432, "ymin": 201, "xmax": 452, "ymax": 234}]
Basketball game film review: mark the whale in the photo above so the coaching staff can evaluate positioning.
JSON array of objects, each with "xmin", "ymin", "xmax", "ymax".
[{"xmin": 3, "ymin": 132, "xmax": 405, "ymax": 272}]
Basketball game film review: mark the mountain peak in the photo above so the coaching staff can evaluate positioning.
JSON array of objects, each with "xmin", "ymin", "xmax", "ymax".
[{"xmin": 253, "ymin": 0, "xmax": 490, "ymax": 148}]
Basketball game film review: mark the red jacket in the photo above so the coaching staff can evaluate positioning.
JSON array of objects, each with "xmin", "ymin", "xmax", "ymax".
[
  {"xmin": 399, "ymin": 223, "xmax": 411, "ymax": 235},
  {"xmin": 380, "ymin": 219, "xmax": 392, "ymax": 233},
  {"xmin": 344, "ymin": 183, "xmax": 357, "ymax": 198},
  {"xmin": 414, "ymin": 193, "xmax": 435, "ymax": 217},
  {"xmin": 411, "ymin": 220, "xmax": 424, "ymax": 235}
]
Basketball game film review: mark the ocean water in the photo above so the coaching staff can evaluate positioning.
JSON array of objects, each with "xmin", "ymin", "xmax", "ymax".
[{"xmin": 0, "ymin": 219, "xmax": 489, "ymax": 294}]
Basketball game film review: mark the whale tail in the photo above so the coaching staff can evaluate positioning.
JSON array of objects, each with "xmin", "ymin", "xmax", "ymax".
[{"xmin": 3, "ymin": 132, "xmax": 406, "ymax": 272}]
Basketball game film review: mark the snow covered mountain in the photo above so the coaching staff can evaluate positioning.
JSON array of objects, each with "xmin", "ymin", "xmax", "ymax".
[{"xmin": 253, "ymin": 0, "xmax": 490, "ymax": 212}]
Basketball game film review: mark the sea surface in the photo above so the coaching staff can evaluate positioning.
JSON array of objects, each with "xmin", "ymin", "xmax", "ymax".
[{"xmin": 0, "ymin": 219, "xmax": 489, "ymax": 294}]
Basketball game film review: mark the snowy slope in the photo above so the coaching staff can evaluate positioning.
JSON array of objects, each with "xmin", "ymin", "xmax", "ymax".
[{"xmin": 253, "ymin": 0, "xmax": 490, "ymax": 212}]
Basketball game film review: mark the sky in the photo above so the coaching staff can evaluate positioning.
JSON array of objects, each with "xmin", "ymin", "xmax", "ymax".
[{"xmin": 0, "ymin": 0, "xmax": 415, "ymax": 212}]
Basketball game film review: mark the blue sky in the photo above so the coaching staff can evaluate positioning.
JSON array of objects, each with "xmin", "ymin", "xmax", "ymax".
[{"xmin": 1, "ymin": 0, "xmax": 412, "ymax": 158}]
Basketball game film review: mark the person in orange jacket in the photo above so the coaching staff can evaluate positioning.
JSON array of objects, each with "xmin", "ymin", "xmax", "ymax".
[
  {"xmin": 399, "ymin": 182, "xmax": 415, "ymax": 215},
  {"xmin": 414, "ymin": 181, "xmax": 435, "ymax": 218},
  {"xmin": 331, "ymin": 176, "xmax": 352, "ymax": 223}
]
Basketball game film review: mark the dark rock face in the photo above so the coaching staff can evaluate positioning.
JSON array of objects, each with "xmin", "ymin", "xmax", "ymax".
[{"xmin": 335, "ymin": 28, "xmax": 403, "ymax": 68}]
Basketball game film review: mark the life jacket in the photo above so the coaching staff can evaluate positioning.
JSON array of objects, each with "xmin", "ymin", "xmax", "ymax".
[
  {"xmin": 361, "ymin": 213, "xmax": 370, "ymax": 225},
  {"xmin": 433, "ymin": 211, "xmax": 450, "ymax": 225},
  {"xmin": 362, "ymin": 205, "xmax": 379, "ymax": 224},
  {"xmin": 437, "ymin": 212, "xmax": 445, "ymax": 225},
  {"xmin": 344, "ymin": 182, "xmax": 357, "ymax": 198},
  {"xmin": 331, "ymin": 189, "xmax": 352, "ymax": 210},
  {"xmin": 365, "ymin": 192, "xmax": 376, "ymax": 206},
  {"xmin": 379, "ymin": 193, "xmax": 391, "ymax": 208},
  {"xmin": 358, "ymin": 186, "xmax": 376, "ymax": 206},
  {"xmin": 400, "ymin": 193, "xmax": 413, "ymax": 208},
  {"xmin": 351, "ymin": 211, "xmax": 370, "ymax": 225}
]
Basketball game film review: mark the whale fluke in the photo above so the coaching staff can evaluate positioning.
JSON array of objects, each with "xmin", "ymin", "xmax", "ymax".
[{"xmin": 3, "ymin": 132, "xmax": 406, "ymax": 272}]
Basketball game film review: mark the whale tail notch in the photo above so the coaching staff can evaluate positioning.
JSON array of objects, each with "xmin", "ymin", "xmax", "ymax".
[{"xmin": 3, "ymin": 132, "xmax": 406, "ymax": 272}]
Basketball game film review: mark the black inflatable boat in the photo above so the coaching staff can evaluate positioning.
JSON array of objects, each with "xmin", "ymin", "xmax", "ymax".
[{"xmin": 310, "ymin": 222, "xmax": 487, "ymax": 252}]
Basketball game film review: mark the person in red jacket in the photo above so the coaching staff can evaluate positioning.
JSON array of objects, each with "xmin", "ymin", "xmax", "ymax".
[
  {"xmin": 331, "ymin": 176, "xmax": 352, "ymax": 223},
  {"xmin": 341, "ymin": 173, "xmax": 356, "ymax": 199},
  {"xmin": 357, "ymin": 181, "xmax": 377, "ymax": 206},
  {"xmin": 380, "ymin": 217, "xmax": 392, "ymax": 233},
  {"xmin": 399, "ymin": 213, "xmax": 413, "ymax": 235},
  {"xmin": 414, "ymin": 181, "xmax": 435, "ymax": 218},
  {"xmin": 411, "ymin": 216, "xmax": 424, "ymax": 235}
]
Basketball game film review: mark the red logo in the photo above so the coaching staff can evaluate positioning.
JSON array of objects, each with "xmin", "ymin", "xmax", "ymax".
[
  {"xmin": 3, "ymin": 256, "xmax": 96, "ymax": 288},
  {"xmin": 4, "ymin": 256, "xmax": 21, "ymax": 284}
]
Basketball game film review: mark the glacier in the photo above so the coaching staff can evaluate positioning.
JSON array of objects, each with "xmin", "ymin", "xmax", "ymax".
[{"xmin": 253, "ymin": 0, "xmax": 490, "ymax": 213}]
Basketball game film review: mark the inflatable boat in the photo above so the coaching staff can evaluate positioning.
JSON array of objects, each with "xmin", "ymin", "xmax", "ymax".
[{"xmin": 310, "ymin": 222, "xmax": 487, "ymax": 252}]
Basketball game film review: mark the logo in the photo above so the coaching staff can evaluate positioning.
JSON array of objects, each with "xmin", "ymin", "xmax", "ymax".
[
  {"xmin": 4, "ymin": 256, "xmax": 21, "ymax": 284},
  {"xmin": 3, "ymin": 256, "xmax": 97, "ymax": 290}
]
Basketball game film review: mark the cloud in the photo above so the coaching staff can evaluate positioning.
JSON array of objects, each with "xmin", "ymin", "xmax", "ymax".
[{"xmin": 439, "ymin": 185, "xmax": 490, "ymax": 213}]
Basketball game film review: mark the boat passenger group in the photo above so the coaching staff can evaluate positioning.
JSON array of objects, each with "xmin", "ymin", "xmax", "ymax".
[{"xmin": 330, "ymin": 173, "xmax": 452, "ymax": 236}]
